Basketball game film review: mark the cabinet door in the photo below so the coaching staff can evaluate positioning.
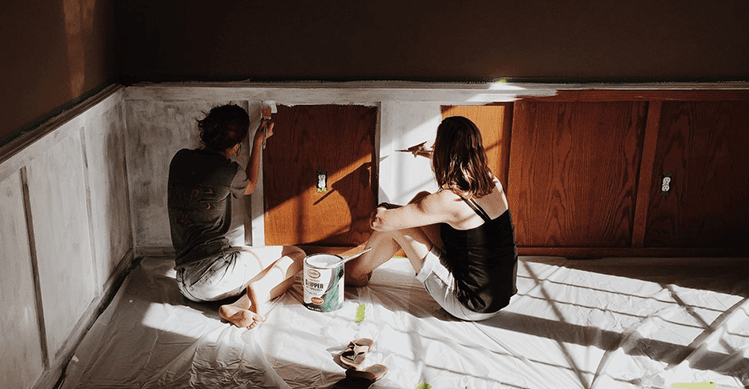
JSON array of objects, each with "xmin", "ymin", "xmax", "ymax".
[
  {"xmin": 441, "ymin": 104, "xmax": 513, "ymax": 188},
  {"xmin": 508, "ymin": 101, "xmax": 647, "ymax": 247},
  {"xmin": 645, "ymin": 101, "xmax": 749, "ymax": 250},
  {"xmin": 263, "ymin": 105, "xmax": 377, "ymax": 246}
]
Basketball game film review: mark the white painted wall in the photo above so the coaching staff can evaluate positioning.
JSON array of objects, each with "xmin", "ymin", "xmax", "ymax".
[
  {"xmin": 378, "ymin": 101, "xmax": 443, "ymax": 204},
  {"xmin": 26, "ymin": 131, "xmax": 97, "ymax": 356},
  {"xmin": 84, "ymin": 102, "xmax": 133, "ymax": 287},
  {"xmin": 0, "ymin": 171, "xmax": 43, "ymax": 389},
  {"xmin": 0, "ymin": 86, "xmax": 134, "ymax": 389},
  {"xmin": 124, "ymin": 99, "xmax": 256, "ymax": 251}
]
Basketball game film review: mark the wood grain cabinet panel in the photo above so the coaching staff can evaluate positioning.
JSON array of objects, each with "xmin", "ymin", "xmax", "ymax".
[
  {"xmin": 508, "ymin": 101, "xmax": 648, "ymax": 248},
  {"xmin": 645, "ymin": 101, "xmax": 749, "ymax": 250},
  {"xmin": 441, "ymin": 104, "xmax": 513, "ymax": 188},
  {"xmin": 263, "ymin": 105, "xmax": 377, "ymax": 246}
]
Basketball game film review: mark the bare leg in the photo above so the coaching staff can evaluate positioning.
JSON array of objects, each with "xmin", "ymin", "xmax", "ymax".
[
  {"xmin": 347, "ymin": 225, "xmax": 437, "ymax": 286},
  {"xmin": 347, "ymin": 191, "xmax": 443, "ymax": 286},
  {"xmin": 220, "ymin": 246, "xmax": 305, "ymax": 329},
  {"xmin": 346, "ymin": 229, "xmax": 400, "ymax": 286},
  {"xmin": 246, "ymin": 248, "xmax": 304, "ymax": 317},
  {"xmin": 390, "ymin": 226, "xmax": 434, "ymax": 273}
]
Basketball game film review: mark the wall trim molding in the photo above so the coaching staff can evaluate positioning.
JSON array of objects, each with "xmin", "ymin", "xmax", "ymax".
[
  {"xmin": 123, "ymin": 81, "xmax": 749, "ymax": 103},
  {"xmin": 0, "ymin": 84, "xmax": 124, "ymax": 168}
]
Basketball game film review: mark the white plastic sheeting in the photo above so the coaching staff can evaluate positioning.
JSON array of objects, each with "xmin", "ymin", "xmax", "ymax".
[{"xmin": 61, "ymin": 255, "xmax": 749, "ymax": 388}]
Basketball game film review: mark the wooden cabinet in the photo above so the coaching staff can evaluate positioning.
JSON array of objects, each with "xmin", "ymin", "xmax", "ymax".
[
  {"xmin": 263, "ymin": 92, "xmax": 748, "ymax": 256},
  {"xmin": 262, "ymin": 104, "xmax": 377, "ymax": 247},
  {"xmin": 447, "ymin": 91, "xmax": 749, "ymax": 257},
  {"xmin": 645, "ymin": 101, "xmax": 749, "ymax": 251},
  {"xmin": 508, "ymin": 101, "xmax": 647, "ymax": 249},
  {"xmin": 441, "ymin": 104, "xmax": 513, "ymax": 188}
]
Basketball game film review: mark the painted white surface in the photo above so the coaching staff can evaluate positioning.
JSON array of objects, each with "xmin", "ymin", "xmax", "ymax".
[
  {"xmin": 0, "ymin": 171, "xmax": 44, "ymax": 389},
  {"xmin": 0, "ymin": 86, "xmax": 134, "ymax": 389},
  {"xmin": 124, "ymin": 81, "xmax": 749, "ymax": 104},
  {"xmin": 379, "ymin": 101, "xmax": 442, "ymax": 205},
  {"xmin": 125, "ymin": 100, "xmax": 208, "ymax": 248},
  {"xmin": 125, "ymin": 99, "xmax": 255, "ymax": 249},
  {"xmin": 26, "ymin": 130, "xmax": 97, "ymax": 357},
  {"xmin": 84, "ymin": 103, "xmax": 134, "ymax": 290}
]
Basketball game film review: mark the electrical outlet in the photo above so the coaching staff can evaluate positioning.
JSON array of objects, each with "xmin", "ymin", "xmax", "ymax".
[
  {"xmin": 660, "ymin": 173, "xmax": 672, "ymax": 195},
  {"xmin": 317, "ymin": 170, "xmax": 327, "ymax": 192}
]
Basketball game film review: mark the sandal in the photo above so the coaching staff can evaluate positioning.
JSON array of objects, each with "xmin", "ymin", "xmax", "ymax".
[
  {"xmin": 333, "ymin": 365, "xmax": 388, "ymax": 389},
  {"xmin": 333, "ymin": 376, "xmax": 372, "ymax": 389},
  {"xmin": 340, "ymin": 338, "xmax": 374, "ymax": 369},
  {"xmin": 347, "ymin": 364, "xmax": 387, "ymax": 381}
]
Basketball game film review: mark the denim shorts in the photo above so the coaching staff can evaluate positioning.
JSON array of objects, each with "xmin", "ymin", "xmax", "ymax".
[
  {"xmin": 415, "ymin": 246, "xmax": 501, "ymax": 321},
  {"xmin": 176, "ymin": 248, "xmax": 257, "ymax": 302}
]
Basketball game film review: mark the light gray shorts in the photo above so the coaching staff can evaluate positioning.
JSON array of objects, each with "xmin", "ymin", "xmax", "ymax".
[
  {"xmin": 415, "ymin": 246, "xmax": 501, "ymax": 321},
  {"xmin": 176, "ymin": 248, "xmax": 257, "ymax": 302}
]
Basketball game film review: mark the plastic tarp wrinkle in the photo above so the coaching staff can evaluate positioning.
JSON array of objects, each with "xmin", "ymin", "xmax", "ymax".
[{"xmin": 61, "ymin": 256, "xmax": 749, "ymax": 388}]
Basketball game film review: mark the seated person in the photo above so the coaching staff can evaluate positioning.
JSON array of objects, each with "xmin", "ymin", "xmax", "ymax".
[
  {"xmin": 167, "ymin": 104, "xmax": 305, "ymax": 329},
  {"xmin": 346, "ymin": 116, "xmax": 518, "ymax": 321}
]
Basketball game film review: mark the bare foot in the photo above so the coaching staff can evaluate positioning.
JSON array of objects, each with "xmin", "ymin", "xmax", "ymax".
[{"xmin": 219, "ymin": 304, "xmax": 266, "ymax": 329}]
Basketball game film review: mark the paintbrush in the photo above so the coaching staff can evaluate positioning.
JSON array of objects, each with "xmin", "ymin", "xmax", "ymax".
[
  {"xmin": 396, "ymin": 141, "xmax": 432, "ymax": 157},
  {"xmin": 260, "ymin": 101, "xmax": 277, "ymax": 149}
]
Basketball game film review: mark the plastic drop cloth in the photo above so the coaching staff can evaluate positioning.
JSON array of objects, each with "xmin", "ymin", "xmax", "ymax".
[{"xmin": 60, "ymin": 255, "xmax": 749, "ymax": 389}]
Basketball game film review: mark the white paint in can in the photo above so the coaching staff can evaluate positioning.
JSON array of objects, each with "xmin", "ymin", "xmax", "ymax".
[{"xmin": 303, "ymin": 254, "xmax": 344, "ymax": 312}]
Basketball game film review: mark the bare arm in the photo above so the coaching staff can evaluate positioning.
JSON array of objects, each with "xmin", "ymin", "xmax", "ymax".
[
  {"xmin": 243, "ymin": 120, "xmax": 274, "ymax": 195},
  {"xmin": 397, "ymin": 141, "xmax": 433, "ymax": 158},
  {"xmin": 370, "ymin": 190, "xmax": 463, "ymax": 231}
]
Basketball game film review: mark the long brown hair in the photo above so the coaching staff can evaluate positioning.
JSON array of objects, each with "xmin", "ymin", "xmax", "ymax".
[{"xmin": 432, "ymin": 116, "xmax": 494, "ymax": 198}]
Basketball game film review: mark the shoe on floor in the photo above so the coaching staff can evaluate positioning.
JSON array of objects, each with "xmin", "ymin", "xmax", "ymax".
[
  {"xmin": 340, "ymin": 338, "xmax": 374, "ymax": 369},
  {"xmin": 333, "ymin": 365, "xmax": 388, "ymax": 389}
]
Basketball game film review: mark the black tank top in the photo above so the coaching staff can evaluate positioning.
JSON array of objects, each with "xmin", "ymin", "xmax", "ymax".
[{"xmin": 440, "ymin": 198, "xmax": 518, "ymax": 313}]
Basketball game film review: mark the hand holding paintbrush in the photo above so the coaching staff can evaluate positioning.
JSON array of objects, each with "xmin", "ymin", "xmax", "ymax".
[
  {"xmin": 259, "ymin": 117, "xmax": 274, "ymax": 149},
  {"xmin": 260, "ymin": 102, "xmax": 277, "ymax": 149},
  {"xmin": 397, "ymin": 141, "xmax": 433, "ymax": 158}
]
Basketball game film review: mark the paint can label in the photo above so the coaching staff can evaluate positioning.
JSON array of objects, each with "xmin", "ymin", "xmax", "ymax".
[{"xmin": 303, "ymin": 254, "xmax": 344, "ymax": 312}]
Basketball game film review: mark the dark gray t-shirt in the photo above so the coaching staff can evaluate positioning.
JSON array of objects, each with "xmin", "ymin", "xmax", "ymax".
[{"xmin": 167, "ymin": 148, "xmax": 247, "ymax": 269}]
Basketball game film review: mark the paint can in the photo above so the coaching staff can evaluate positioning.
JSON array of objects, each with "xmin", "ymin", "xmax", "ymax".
[{"xmin": 303, "ymin": 254, "xmax": 345, "ymax": 312}]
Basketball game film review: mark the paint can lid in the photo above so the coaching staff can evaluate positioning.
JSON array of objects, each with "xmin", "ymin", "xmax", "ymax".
[{"xmin": 305, "ymin": 253, "xmax": 342, "ymax": 268}]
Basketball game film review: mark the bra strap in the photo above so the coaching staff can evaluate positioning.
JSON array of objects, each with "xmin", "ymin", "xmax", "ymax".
[{"xmin": 461, "ymin": 197, "xmax": 492, "ymax": 222}]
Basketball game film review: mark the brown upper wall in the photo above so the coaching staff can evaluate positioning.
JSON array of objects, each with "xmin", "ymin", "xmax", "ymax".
[
  {"xmin": 114, "ymin": 0, "xmax": 749, "ymax": 81},
  {"xmin": 0, "ymin": 0, "xmax": 116, "ymax": 145},
  {"xmin": 3, "ymin": 0, "xmax": 748, "ymax": 145}
]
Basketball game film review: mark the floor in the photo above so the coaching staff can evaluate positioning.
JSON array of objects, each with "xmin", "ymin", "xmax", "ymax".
[{"xmin": 59, "ymin": 254, "xmax": 749, "ymax": 388}]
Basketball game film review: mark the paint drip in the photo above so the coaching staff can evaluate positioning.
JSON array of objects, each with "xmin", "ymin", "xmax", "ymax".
[{"xmin": 303, "ymin": 254, "xmax": 344, "ymax": 312}]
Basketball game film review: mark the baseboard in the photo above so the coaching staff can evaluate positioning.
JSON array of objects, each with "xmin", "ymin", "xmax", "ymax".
[{"xmin": 518, "ymin": 246, "xmax": 749, "ymax": 259}]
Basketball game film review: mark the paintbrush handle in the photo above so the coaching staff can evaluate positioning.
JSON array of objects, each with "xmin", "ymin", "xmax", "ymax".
[{"xmin": 340, "ymin": 247, "xmax": 372, "ymax": 264}]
